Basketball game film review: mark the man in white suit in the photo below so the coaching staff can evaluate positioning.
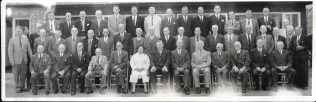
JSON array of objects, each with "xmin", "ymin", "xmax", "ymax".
[{"xmin": 144, "ymin": 7, "xmax": 162, "ymax": 38}]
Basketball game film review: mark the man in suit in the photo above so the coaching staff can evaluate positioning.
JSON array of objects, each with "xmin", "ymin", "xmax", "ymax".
[
  {"xmin": 178, "ymin": 6, "xmax": 194, "ymax": 37},
  {"xmin": 29, "ymin": 23, "xmax": 41, "ymax": 50},
  {"xmin": 109, "ymin": 42, "xmax": 129, "ymax": 94},
  {"xmin": 69, "ymin": 42, "xmax": 89, "ymax": 95},
  {"xmin": 108, "ymin": 5, "xmax": 126, "ymax": 36},
  {"xmin": 290, "ymin": 26, "xmax": 309, "ymax": 90},
  {"xmin": 114, "ymin": 24, "xmax": 133, "ymax": 56},
  {"xmin": 224, "ymin": 26, "xmax": 239, "ymax": 52},
  {"xmin": 144, "ymin": 7, "xmax": 162, "ymax": 38},
  {"xmin": 250, "ymin": 39, "xmax": 271, "ymax": 90},
  {"xmin": 258, "ymin": 7, "xmax": 276, "ymax": 35},
  {"xmin": 150, "ymin": 41, "xmax": 170, "ymax": 93},
  {"xmin": 285, "ymin": 26, "xmax": 295, "ymax": 50},
  {"xmin": 160, "ymin": 27, "xmax": 176, "ymax": 51},
  {"xmin": 65, "ymin": 27, "xmax": 83, "ymax": 55},
  {"xmin": 189, "ymin": 27, "xmax": 206, "ymax": 54},
  {"xmin": 272, "ymin": 27, "xmax": 287, "ymax": 50},
  {"xmin": 172, "ymin": 40, "xmax": 191, "ymax": 95},
  {"xmin": 257, "ymin": 25, "xmax": 274, "ymax": 53},
  {"xmin": 59, "ymin": 12, "xmax": 75, "ymax": 39},
  {"xmin": 229, "ymin": 41, "xmax": 250, "ymax": 93},
  {"xmin": 192, "ymin": 6, "xmax": 210, "ymax": 37},
  {"xmin": 225, "ymin": 11, "xmax": 241, "ymax": 35},
  {"xmin": 239, "ymin": 25, "xmax": 256, "ymax": 51},
  {"xmin": 211, "ymin": 43, "xmax": 230, "ymax": 87},
  {"xmin": 192, "ymin": 40, "xmax": 211, "ymax": 94},
  {"xmin": 51, "ymin": 44, "xmax": 72, "ymax": 94},
  {"xmin": 29, "ymin": 45, "xmax": 52, "ymax": 95},
  {"xmin": 161, "ymin": 8, "xmax": 178, "ymax": 37},
  {"xmin": 126, "ymin": 6, "xmax": 144, "ymax": 37},
  {"xmin": 98, "ymin": 28, "xmax": 114, "ymax": 60},
  {"xmin": 45, "ymin": 12, "xmax": 59, "ymax": 36},
  {"xmin": 206, "ymin": 25, "xmax": 225, "ymax": 53},
  {"xmin": 144, "ymin": 26, "xmax": 159, "ymax": 54},
  {"xmin": 270, "ymin": 41, "xmax": 296, "ymax": 90},
  {"xmin": 240, "ymin": 10, "xmax": 260, "ymax": 37},
  {"xmin": 175, "ymin": 27, "xmax": 190, "ymax": 52},
  {"xmin": 83, "ymin": 30, "xmax": 99, "ymax": 57},
  {"xmin": 34, "ymin": 29, "xmax": 50, "ymax": 54},
  {"xmin": 75, "ymin": 10, "xmax": 91, "ymax": 38},
  {"xmin": 48, "ymin": 30, "xmax": 66, "ymax": 57},
  {"xmin": 85, "ymin": 48, "xmax": 109, "ymax": 94},
  {"xmin": 210, "ymin": 5, "xmax": 226, "ymax": 35},
  {"xmin": 91, "ymin": 10, "xmax": 108, "ymax": 38},
  {"xmin": 8, "ymin": 26, "xmax": 33, "ymax": 93}
]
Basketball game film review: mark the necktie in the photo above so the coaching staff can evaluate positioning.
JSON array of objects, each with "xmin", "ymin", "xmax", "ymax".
[
  {"xmin": 237, "ymin": 51, "xmax": 240, "ymax": 59},
  {"xmin": 115, "ymin": 15, "xmax": 118, "ymax": 25},
  {"xmin": 118, "ymin": 51, "xmax": 121, "ymax": 63},
  {"xmin": 19, "ymin": 37, "xmax": 22, "ymax": 47},
  {"xmin": 219, "ymin": 52, "xmax": 221, "ymax": 58},
  {"xmin": 265, "ymin": 16, "xmax": 268, "ymax": 23},
  {"xmin": 178, "ymin": 49, "xmax": 181, "ymax": 55},
  {"xmin": 121, "ymin": 33, "xmax": 124, "ymax": 40},
  {"xmin": 217, "ymin": 14, "xmax": 220, "ymax": 19},
  {"xmin": 166, "ymin": 36, "xmax": 169, "ymax": 41},
  {"xmin": 60, "ymin": 53, "xmax": 63, "ymax": 58},
  {"xmin": 247, "ymin": 19, "xmax": 251, "ymax": 25},
  {"xmin": 50, "ymin": 22, "xmax": 53, "ymax": 32},
  {"xmin": 184, "ymin": 16, "xmax": 187, "ymax": 22},
  {"xmin": 151, "ymin": 16, "xmax": 154, "ymax": 26},
  {"xmin": 169, "ymin": 17, "xmax": 171, "ymax": 24},
  {"xmin": 79, "ymin": 52, "xmax": 82, "ymax": 62},
  {"xmin": 88, "ymin": 39, "xmax": 92, "ymax": 55},
  {"xmin": 133, "ymin": 16, "xmax": 136, "ymax": 26},
  {"xmin": 200, "ymin": 16, "xmax": 203, "ymax": 22},
  {"xmin": 72, "ymin": 37, "xmax": 76, "ymax": 42},
  {"xmin": 247, "ymin": 34, "xmax": 251, "ymax": 45},
  {"xmin": 104, "ymin": 37, "xmax": 108, "ymax": 43},
  {"xmin": 97, "ymin": 56, "xmax": 100, "ymax": 65}
]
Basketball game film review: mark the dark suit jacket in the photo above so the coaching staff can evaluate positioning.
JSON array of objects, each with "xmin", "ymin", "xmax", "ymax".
[
  {"xmin": 29, "ymin": 33, "xmax": 39, "ymax": 51},
  {"xmin": 270, "ymin": 50, "xmax": 292, "ymax": 68},
  {"xmin": 30, "ymin": 53, "xmax": 52, "ymax": 73},
  {"xmin": 257, "ymin": 16, "xmax": 276, "ymax": 34},
  {"xmin": 75, "ymin": 19, "xmax": 91, "ymax": 37},
  {"xmin": 59, "ymin": 20, "xmax": 75, "ymax": 39},
  {"xmin": 126, "ymin": 15, "xmax": 144, "ymax": 37},
  {"xmin": 192, "ymin": 15, "xmax": 210, "ymax": 37},
  {"xmin": 178, "ymin": 15, "xmax": 194, "ymax": 37},
  {"xmin": 151, "ymin": 49, "xmax": 170, "ymax": 69},
  {"xmin": 48, "ymin": 37, "xmax": 66, "ymax": 56},
  {"xmin": 114, "ymin": 32, "xmax": 133, "ymax": 55},
  {"xmin": 72, "ymin": 51, "xmax": 90, "ymax": 71},
  {"xmin": 272, "ymin": 35, "xmax": 287, "ymax": 50},
  {"xmin": 161, "ymin": 17, "xmax": 178, "ymax": 37},
  {"xmin": 250, "ymin": 48, "xmax": 269, "ymax": 69},
  {"xmin": 83, "ymin": 38, "xmax": 99, "ymax": 57},
  {"xmin": 171, "ymin": 49, "xmax": 190, "ymax": 70},
  {"xmin": 211, "ymin": 51, "xmax": 230, "ymax": 69},
  {"xmin": 144, "ymin": 36, "xmax": 159, "ymax": 54},
  {"xmin": 239, "ymin": 33, "xmax": 257, "ymax": 51},
  {"xmin": 209, "ymin": 14, "xmax": 226, "ymax": 35},
  {"xmin": 230, "ymin": 50, "xmax": 250, "ymax": 68},
  {"xmin": 109, "ymin": 50, "xmax": 129, "ymax": 70},
  {"xmin": 90, "ymin": 19, "xmax": 108, "ymax": 38},
  {"xmin": 160, "ymin": 36, "xmax": 176, "ymax": 51},
  {"xmin": 52, "ymin": 53, "xmax": 72, "ymax": 72},
  {"xmin": 205, "ymin": 34, "xmax": 225, "ymax": 53},
  {"xmin": 289, "ymin": 34, "xmax": 309, "ymax": 61}
]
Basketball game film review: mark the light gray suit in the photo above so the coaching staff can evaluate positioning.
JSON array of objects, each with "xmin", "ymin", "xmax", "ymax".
[
  {"xmin": 191, "ymin": 49, "xmax": 211, "ymax": 88},
  {"xmin": 108, "ymin": 14, "xmax": 126, "ymax": 36},
  {"xmin": 98, "ymin": 37, "xmax": 114, "ymax": 60}
]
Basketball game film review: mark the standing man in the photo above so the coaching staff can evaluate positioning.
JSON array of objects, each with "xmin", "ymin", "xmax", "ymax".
[
  {"xmin": 83, "ymin": 30, "xmax": 99, "ymax": 57},
  {"xmin": 174, "ymin": 27, "xmax": 190, "ymax": 52},
  {"xmin": 8, "ymin": 26, "xmax": 33, "ymax": 93},
  {"xmin": 29, "ymin": 23, "xmax": 42, "ymax": 50},
  {"xmin": 144, "ymin": 7, "xmax": 162, "ymax": 38},
  {"xmin": 45, "ymin": 12, "xmax": 58, "ymax": 36},
  {"xmin": 189, "ymin": 27, "xmax": 206, "ymax": 54},
  {"xmin": 108, "ymin": 5, "xmax": 126, "ymax": 36},
  {"xmin": 210, "ymin": 5, "xmax": 226, "ymax": 35},
  {"xmin": 113, "ymin": 24, "xmax": 133, "ymax": 56},
  {"xmin": 48, "ymin": 30, "xmax": 66, "ymax": 57},
  {"xmin": 239, "ymin": 25, "xmax": 256, "ymax": 51},
  {"xmin": 258, "ymin": 7, "xmax": 276, "ymax": 35},
  {"xmin": 98, "ymin": 28, "xmax": 114, "ymax": 60},
  {"xmin": 192, "ymin": 6, "xmax": 210, "ymax": 37},
  {"xmin": 285, "ymin": 26, "xmax": 295, "ymax": 50},
  {"xmin": 65, "ymin": 27, "xmax": 83, "ymax": 55},
  {"xmin": 256, "ymin": 25, "xmax": 274, "ymax": 53},
  {"xmin": 75, "ymin": 10, "xmax": 91, "ymax": 38},
  {"xmin": 34, "ymin": 29, "xmax": 50, "ymax": 54},
  {"xmin": 224, "ymin": 26, "xmax": 239, "ymax": 52},
  {"xmin": 178, "ymin": 6, "xmax": 194, "ymax": 37},
  {"xmin": 161, "ymin": 8, "xmax": 178, "ymax": 37},
  {"xmin": 211, "ymin": 43, "xmax": 230, "ymax": 87},
  {"xmin": 126, "ymin": 6, "xmax": 144, "ymax": 37},
  {"xmin": 144, "ymin": 26, "xmax": 159, "ymax": 54},
  {"xmin": 160, "ymin": 27, "xmax": 176, "ymax": 51},
  {"xmin": 91, "ymin": 10, "xmax": 108, "ymax": 38},
  {"xmin": 225, "ymin": 11, "xmax": 241, "ymax": 35},
  {"xmin": 205, "ymin": 25, "xmax": 225, "ymax": 53},
  {"xmin": 59, "ymin": 12, "xmax": 75, "ymax": 39},
  {"xmin": 240, "ymin": 10, "xmax": 259, "ymax": 37}
]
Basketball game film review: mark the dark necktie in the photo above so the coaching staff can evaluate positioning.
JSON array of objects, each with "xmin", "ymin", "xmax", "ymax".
[
  {"xmin": 133, "ymin": 16, "xmax": 136, "ymax": 26},
  {"xmin": 118, "ymin": 51, "xmax": 121, "ymax": 63},
  {"xmin": 151, "ymin": 16, "xmax": 154, "ymax": 26},
  {"xmin": 97, "ymin": 56, "xmax": 100, "ymax": 65},
  {"xmin": 19, "ymin": 37, "xmax": 22, "ymax": 47},
  {"xmin": 247, "ymin": 34, "xmax": 251, "ymax": 45}
]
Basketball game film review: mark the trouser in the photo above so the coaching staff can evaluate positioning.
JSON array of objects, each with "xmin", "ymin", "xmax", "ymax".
[
  {"xmin": 111, "ymin": 68, "xmax": 127, "ymax": 87},
  {"xmin": 85, "ymin": 70, "xmax": 107, "ymax": 88},
  {"xmin": 293, "ymin": 61, "xmax": 309, "ymax": 88},
  {"xmin": 26, "ymin": 58, "xmax": 31, "ymax": 89},
  {"xmin": 215, "ymin": 67, "xmax": 229, "ymax": 84},
  {"xmin": 174, "ymin": 68, "xmax": 191, "ymax": 89},
  {"xmin": 192, "ymin": 67, "xmax": 211, "ymax": 88},
  {"xmin": 271, "ymin": 67, "xmax": 296, "ymax": 87},
  {"xmin": 70, "ymin": 70, "xmax": 87, "ymax": 92},
  {"xmin": 51, "ymin": 70, "xmax": 72, "ymax": 91},
  {"xmin": 12, "ymin": 60, "xmax": 27, "ymax": 89},
  {"xmin": 229, "ymin": 68, "xmax": 249, "ymax": 90},
  {"xmin": 252, "ymin": 68, "xmax": 271, "ymax": 89},
  {"xmin": 149, "ymin": 68, "xmax": 169, "ymax": 88},
  {"xmin": 31, "ymin": 71, "xmax": 50, "ymax": 92}
]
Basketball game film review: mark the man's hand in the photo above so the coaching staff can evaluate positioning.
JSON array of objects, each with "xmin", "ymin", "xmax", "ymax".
[
  {"xmin": 261, "ymin": 67, "xmax": 266, "ymax": 72},
  {"xmin": 297, "ymin": 46, "xmax": 304, "ymax": 50},
  {"xmin": 44, "ymin": 70, "xmax": 49, "ymax": 74},
  {"xmin": 116, "ymin": 68, "xmax": 121, "ymax": 72},
  {"xmin": 77, "ymin": 68, "xmax": 82, "ymax": 72},
  {"xmin": 162, "ymin": 66, "xmax": 168, "ymax": 72},
  {"xmin": 233, "ymin": 66, "xmax": 239, "ymax": 73},
  {"xmin": 31, "ymin": 71, "xmax": 35, "ymax": 75},
  {"xmin": 150, "ymin": 66, "xmax": 156, "ymax": 72},
  {"xmin": 177, "ymin": 67, "xmax": 184, "ymax": 72},
  {"xmin": 113, "ymin": 65, "xmax": 118, "ymax": 69},
  {"xmin": 59, "ymin": 70, "xmax": 65, "ymax": 76},
  {"xmin": 283, "ymin": 66, "xmax": 288, "ymax": 71},
  {"xmin": 256, "ymin": 67, "xmax": 261, "ymax": 71},
  {"xmin": 267, "ymin": 25, "xmax": 271, "ymax": 29}
]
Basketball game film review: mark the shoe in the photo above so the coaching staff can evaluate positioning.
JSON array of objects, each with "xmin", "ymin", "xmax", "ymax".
[
  {"xmin": 131, "ymin": 92, "xmax": 135, "ymax": 94},
  {"xmin": 206, "ymin": 87, "xmax": 210, "ymax": 94},
  {"xmin": 80, "ymin": 89, "xmax": 85, "ymax": 93},
  {"xmin": 20, "ymin": 88, "xmax": 29, "ymax": 92},
  {"xmin": 86, "ymin": 88, "xmax": 93, "ymax": 94},
  {"xmin": 61, "ymin": 90, "xmax": 67, "ymax": 94},
  {"xmin": 195, "ymin": 87, "xmax": 201, "ymax": 94},
  {"xmin": 45, "ymin": 91, "xmax": 49, "ymax": 95},
  {"xmin": 145, "ymin": 91, "xmax": 148, "ymax": 94},
  {"xmin": 54, "ymin": 89, "xmax": 59, "ymax": 94},
  {"xmin": 255, "ymin": 87, "xmax": 260, "ymax": 90},
  {"xmin": 185, "ymin": 88, "xmax": 190, "ymax": 95},
  {"xmin": 71, "ymin": 91, "xmax": 76, "ymax": 96},
  {"xmin": 302, "ymin": 87, "xmax": 308, "ymax": 90},
  {"xmin": 117, "ymin": 88, "xmax": 122, "ymax": 93},
  {"xmin": 32, "ymin": 90, "xmax": 37, "ymax": 95},
  {"xmin": 100, "ymin": 88, "xmax": 105, "ymax": 94},
  {"xmin": 242, "ymin": 89, "xmax": 246, "ymax": 93},
  {"xmin": 122, "ymin": 88, "xmax": 127, "ymax": 94}
]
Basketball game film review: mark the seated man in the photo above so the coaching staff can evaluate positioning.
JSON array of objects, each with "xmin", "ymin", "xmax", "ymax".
[
  {"xmin": 69, "ymin": 42, "xmax": 90, "ymax": 95},
  {"xmin": 109, "ymin": 41, "xmax": 129, "ymax": 94},
  {"xmin": 29, "ymin": 45, "xmax": 52, "ymax": 95},
  {"xmin": 51, "ymin": 44, "xmax": 72, "ymax": 94},
  {"xmin": 250, "ymin": 39, "xmax": 271, "ymax": 90},
  {"xmin": 211, "ymin": 43, "xmax": 230, "ymax": 87},
  {"xmin": 192, "ymin": 40, "xmax": 211, "ymax": 94},
  {"xmin": 271, "ymin": 41, "xmax": 296, "ymax": 91},
  {"xmin": 229, "ymin": 41, "xmax": 250, "ymax": 93},
  {"xmin": 172, "ymin": 40, "xmax": 191, "ymax": 95},
  {"xmin": 85, "ymin": 48, "xmax": 109, "ymax": 94},
  {"xmin": 149, "ymin": 40, "xmax": 170, "ymax": 93}
]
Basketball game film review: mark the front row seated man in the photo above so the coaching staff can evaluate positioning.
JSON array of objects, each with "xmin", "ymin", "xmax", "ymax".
[
  {"xmin": 229, "ymin": 41, "xmax": 250, "ymax": 93},
  {"xmin": 51, "ymin": 44, "xmax": 72, "ymax": 94},
  {"xmin": 270, "ymin": 41, "xmax": 296, "ymax": 91},
  {"xmin": 192, "ymin": 40, "xmax": 211, "ymax": 94},
  {"xmin": 85, "ymin": 48, "xmax": 109, "ymax": 94},
  {"xmin": 211, "ymin": 43, "xmax": 230, "ymax": 87},
  {"xmin": 29, "ymin": 45, "xmax": 52, "ymax": 95}
]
